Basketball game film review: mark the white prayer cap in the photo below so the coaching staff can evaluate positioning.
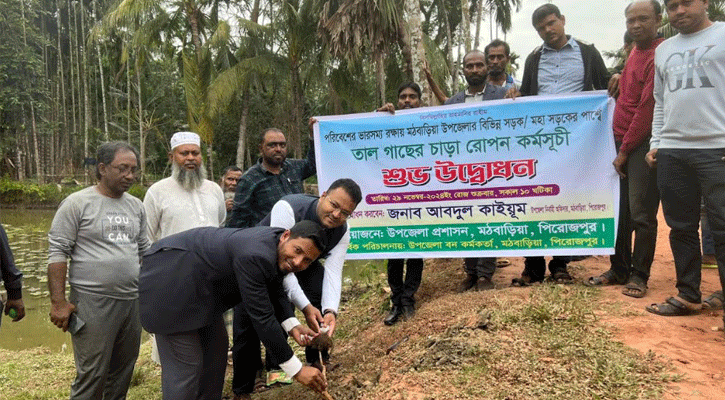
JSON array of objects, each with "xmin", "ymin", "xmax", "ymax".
[{"xmin": 170, "ymin": 131, "xmax": 201, "ymax": 150}]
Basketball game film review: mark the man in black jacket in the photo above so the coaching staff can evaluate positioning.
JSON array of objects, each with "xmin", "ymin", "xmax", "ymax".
[
  {"xmin": 232, "ymin": 179, "xmax": 361, "ymax": 399},
  {"xmin": 512, "ymin": 3, "xmax": 610, "ymax": 285},
  {"xmin": 139, "ymin": 221, "xmax": 328, "ymax": 400},
  {"xmin": 518, "ymin": 3, "xmax": 610, "ymax": 97},
  {"xmin": 1, "ymin": 223, "xmax": 24, "ymax": 328}
]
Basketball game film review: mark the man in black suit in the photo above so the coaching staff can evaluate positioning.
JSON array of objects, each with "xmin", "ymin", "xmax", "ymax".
[{"xmin": 139, "ymin": 220, "xmax": 328, "ymax": 400}]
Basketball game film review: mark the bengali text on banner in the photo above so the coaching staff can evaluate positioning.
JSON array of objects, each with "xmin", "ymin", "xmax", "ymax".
[{"xmin": 313, "ymin": 91, "xmax": 619, "ymax": 259}]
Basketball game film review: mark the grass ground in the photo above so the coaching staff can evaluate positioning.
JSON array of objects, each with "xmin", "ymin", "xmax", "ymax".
[{"xmin": 0, "ymin": 259, "xmax": 677, "ymax": 400}]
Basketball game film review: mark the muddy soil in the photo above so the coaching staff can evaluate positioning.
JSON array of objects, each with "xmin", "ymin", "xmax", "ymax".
[{"xmin": 483, "ymin": 210, "xmax": 725, "ymax": 400}]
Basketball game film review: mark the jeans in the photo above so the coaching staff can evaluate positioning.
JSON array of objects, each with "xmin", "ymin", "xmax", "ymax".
[
  {"xmin": 657, "ymin": 148, "xmax": 725, "ymax": 303},
  {"xmin": 701, "ymin": 201, "xmax": 715, "ymax": 255},
  {"xmin": 610, "ymin": 141, "xmax": 660, "ymax": 282}
]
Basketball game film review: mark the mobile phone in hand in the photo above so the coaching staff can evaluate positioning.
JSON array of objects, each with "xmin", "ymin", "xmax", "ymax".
[{"xmin": 68, "ymin": 313, "xmax": 86, "ymax": 334}]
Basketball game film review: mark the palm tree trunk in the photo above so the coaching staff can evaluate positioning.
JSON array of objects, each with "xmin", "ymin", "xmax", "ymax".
[
  {"xmin": 57, "ymin": 0, "xmax": 69, "ymax": 176},
  {"xmin": 441, "ymin": 0, "xmax": 457, "ymax": 92},
  {"xmin": 137, "ymin": 55, "xmax": 145, "ymax": 183},
  {"xmin": 80, "ymin": 2, "xmax": 91, "ymax": 184},
  {"xmin": 375, "ymin": 53, "xmax": 386, "ymax": 107},
  {"xmin": 235, "ymin": 0, "xmax": 260, "ymax": 169},
  {"xmin": 126, "ymin": 48, "xmax": 132, "ymax": 142},
  {"xmin": 405, "ymin": 0, "xmax": 429, "ymax": 105},
  {"xmin": 461, "ymin": 0, "xmax": 471, "ymax": 53},
  {"xmin": 16, "ymin": 127, "xmax": 25, "ymax": 181},
  {"xmin": 20, "ymin": 0, "xmax": 43, "ymax": 183},
  {"xmin": 93, "ymin": 0, "xmax": 109, "ymax": 141},
  {"xmin": 290, "ymin": 61, "xmax": 303, "ymax": 158},
  {"xmin": 474, "ymin": 0, "xmax": 482, "ymax": 49},
  {"xmin": 236, "ymin": 95, "xmax": 249, "ymax": 168}
]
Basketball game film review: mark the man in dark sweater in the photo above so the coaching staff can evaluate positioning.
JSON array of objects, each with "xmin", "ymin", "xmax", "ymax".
[
  {"xmin": 512, "ymin": 3, "xmax": 611, "ymax": 285},
  {"xmin": 1, "ymin": 223, "xmax": 24, "ymax": 327}
]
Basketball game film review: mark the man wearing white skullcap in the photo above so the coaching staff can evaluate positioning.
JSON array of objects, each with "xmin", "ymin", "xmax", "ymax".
[
  {"xmin": 143, "ymin": 131, "xmax": 227, "ymax": 364},
  {"xmin": 143, "ymin": 131, "xmax": 226, "ymax": 242}
]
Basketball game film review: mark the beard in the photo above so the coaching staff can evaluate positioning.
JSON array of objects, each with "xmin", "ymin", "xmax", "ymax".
[
  {"xmin": 171, "ymin": 162, "xmax": 207, "ymax": 191},
  {"xmin": 465, "ymin": 74, "xmax": 487, "ymax": 87},
  {"xmin": 263, "ymin": 153, "xmax": 285, "ymax": 168}
]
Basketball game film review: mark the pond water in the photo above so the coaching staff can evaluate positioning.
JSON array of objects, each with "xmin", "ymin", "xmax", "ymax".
[
  {"xmin": 0, "ymin": 208, "xmax": 385, "ymax": 351},
  {"xmin": 1, "ymin": 208, "xmax": 70, "ymax": 351}
]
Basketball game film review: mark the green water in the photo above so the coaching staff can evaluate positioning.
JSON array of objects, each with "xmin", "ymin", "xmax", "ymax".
[
  {"xmin": 0, "ymin": 208, "xmax": 385, "ymax": 351},
  {"xmin": 1, "ymin": 208, "xmax": 71, "ymax": 351}
]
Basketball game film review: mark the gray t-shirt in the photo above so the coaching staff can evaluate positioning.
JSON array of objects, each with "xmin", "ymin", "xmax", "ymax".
[
  {"xmin": 48, "ymin": 186, "xmax": 151, "ymax": 300},
  {"xmin": 651, "ymin": 22, "xmax": 725, "ymax": 149}
]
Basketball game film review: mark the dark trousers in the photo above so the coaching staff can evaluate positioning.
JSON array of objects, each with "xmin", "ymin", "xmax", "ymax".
[
  {"xmin": 463, "ymin": 257, "xmax": 497, "ymax": 280},
  {"xmin": 610, "ymin": 141, "xmax": 660, "ymax": 282},
  {"xmin": 232, "ymin": 261, "xmax": 326, "ymax": 395},
  {"xmin": 657, "ymin": 148, "xmax": 725, "ymax": 304},
  {"xmin": 387, "ymin": 258, "xmax": 424, "ymax": 307},
  {"xmin": 522, "ymin": 256, "xmax": 569, "ymax": 282},
  {"xmin": 702, "ymin": 201, "xmax": 715, "ymax": 255},
  {"xmin": 156, "ymin": 316, "xmax": 228, "ymax": 400}
]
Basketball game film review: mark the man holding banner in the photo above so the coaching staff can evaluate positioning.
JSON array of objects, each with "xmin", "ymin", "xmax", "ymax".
[
  {"xmin": 378, "ymin": 83, "xmax": 427, "ymax": 326},
  {"xmin": 445, "ymin": 50, "xmax": 506, "ymax": 292},
  {"xmin": 513, "ymin": 3, "xmax": 610, "ymax": 285}
]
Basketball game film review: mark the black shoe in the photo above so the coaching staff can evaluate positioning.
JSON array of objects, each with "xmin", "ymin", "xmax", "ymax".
[
  {"xmin": 458, "ymin": 274, "xmax": 478, "ymax": 292},
  {"xmin": 384, "ymin": 306, "xmax": 403, "ymax": 326},
  {"xmin": 401, "ymin": 305, "xmax": 415, "ymax": 320},
  {"xmin": 476, "ymin": 277, "xmax": 495, "ymax": 291}
]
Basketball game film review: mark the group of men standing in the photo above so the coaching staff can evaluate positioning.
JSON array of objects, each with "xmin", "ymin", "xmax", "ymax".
[
  {"xmin": 44, "ymin": 123, "xmax": 359, "ymax": 400},
  {"xmin": 384, "ymin": 0, "xmax": 725, "ymax": 333},
  {"xmin": 3, "ymin": 0, "xmax": 720, "ymax": 399}
]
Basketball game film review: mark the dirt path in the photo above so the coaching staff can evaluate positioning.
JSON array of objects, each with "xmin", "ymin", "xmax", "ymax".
[{"xmin": 489, "ymin": 210, "xmax": 725, "ymax": 400}]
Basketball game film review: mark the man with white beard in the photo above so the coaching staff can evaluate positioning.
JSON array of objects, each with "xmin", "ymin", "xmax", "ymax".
[{"xmin": 144, "ymin": 131, "xmax": 227, "ymax": 243}]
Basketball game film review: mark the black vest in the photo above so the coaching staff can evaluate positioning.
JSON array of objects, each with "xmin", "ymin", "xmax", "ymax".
[{"xmin": 257, "ymin": 194, "xmax": 346, "ymax": 258}]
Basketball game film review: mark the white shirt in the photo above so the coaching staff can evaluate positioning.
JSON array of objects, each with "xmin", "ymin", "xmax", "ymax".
[
  {"xmin": 269, "ymin": 200, "xmax": 350, "ymax": 314},
  {"xmin": 143, "ymin": 177, "xmax": 226, "ymax": 241}
]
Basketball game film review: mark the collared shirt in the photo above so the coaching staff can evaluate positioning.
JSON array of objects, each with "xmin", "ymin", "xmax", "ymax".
[
  {"xmin": 538, "ymin": 36, "xmax": 584, "ymax": 95},
  {"xmin": 143, "ymin": 177, "xmax": 226, "ymax": 241},
  {"xmin": 463, "ymin": 84, "xmax": 499, "ymax": 103},
  {"xmin": 228, "ymin": 145, "xmax": 316, "ymax": 228}
]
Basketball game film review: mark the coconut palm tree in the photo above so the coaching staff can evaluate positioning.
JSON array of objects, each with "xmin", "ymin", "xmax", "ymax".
[{"xmin": 319, "ymin": 0, "xmax": 403, "ymax": 105}]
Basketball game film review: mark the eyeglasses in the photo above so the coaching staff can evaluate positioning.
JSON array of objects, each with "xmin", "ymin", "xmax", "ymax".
[
  {"xmin": 108, "ymin": 164, "xmax": 139, "ymax": 176},
  {"xmin": 327, "ymin": 197, "xmax": 353, "ymax": 219}
]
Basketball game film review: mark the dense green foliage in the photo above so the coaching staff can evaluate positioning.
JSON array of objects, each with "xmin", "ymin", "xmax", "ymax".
[
  {"xmin": 0, "ymin": 0, "xmax": 546, "ymax": 183},
  {"xmin": 0, "ymin": 177, "xmax": 147, "ymax": 206}
]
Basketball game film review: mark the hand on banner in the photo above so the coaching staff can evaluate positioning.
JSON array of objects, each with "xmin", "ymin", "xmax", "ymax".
[
  {"xmin": 308, "ymin": 118, "xmax": 317, "ymax": 140},
  {"xmin": 608, "ymin": 74, "xmax": 621, "ymax": 98},
  {"xmin": 505, "ymin": 87, "xmax": 520, "ymax": 99},
  {"xmin": 645, "ymin": 149, "xmax": 658, "ymax": 168},
  {"xmin": 377, "ymin": 103, "xmax": 396, "ymax": 114}
]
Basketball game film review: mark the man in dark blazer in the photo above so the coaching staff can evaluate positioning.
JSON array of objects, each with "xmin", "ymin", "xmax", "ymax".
[
  {"xmin": 445, "ymin": 50, "xmax": 507, "ymax": 104},
  {"xmin": 445, "ymin": 50, "xmax": 505, "ymax": 292},
  {"xmin": 139, "ymin": 220, "xmax": 328, "ymax": 400}
]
